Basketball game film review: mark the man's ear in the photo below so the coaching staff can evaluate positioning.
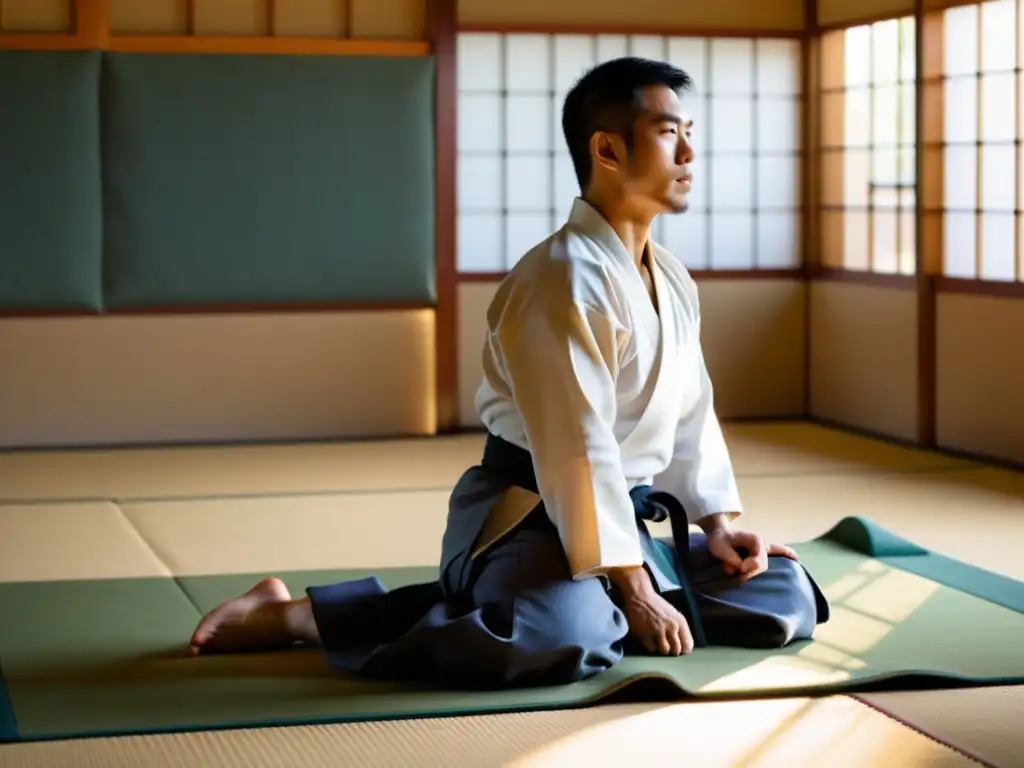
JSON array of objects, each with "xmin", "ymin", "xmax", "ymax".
[{"xmin": 590, "ymin": 131, "xmax": 623, "ymax": 174}]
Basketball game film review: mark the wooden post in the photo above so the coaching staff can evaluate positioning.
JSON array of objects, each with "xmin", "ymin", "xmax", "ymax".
[
  {"xmin": 427, "ymin": 0, "xmax": 458, "ymax": 432},
  {"xmin": 74, "ymin": 0, "xmax": 108, "ymax": 48}
]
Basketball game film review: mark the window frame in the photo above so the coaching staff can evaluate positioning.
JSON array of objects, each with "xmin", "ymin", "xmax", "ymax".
[
  {"xmin": 817, "ymin": 15, "xmax": 918, "ymax": 277},
  {"xmin": 454, "ymin": 30, "xmax": 805, "ymax": 275}
]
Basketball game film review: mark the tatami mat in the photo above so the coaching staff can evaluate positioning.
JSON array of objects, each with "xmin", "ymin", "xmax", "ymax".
[
  {"xmin": 861, "ymin": 686, "xmax": 1024, "ymax": 768},
  {"xmin": 0, "ymin": 421, "xmax": 1021, "ymax": 766},
  {"xmin": 0, "ymin": 422, "xmax": 976, "ymax": 504},
  {"xmin": 0, "ymin": 698, "xmax": 981, "ymax": 768},
  {"xmin": 0, "ymin": 434, "xmax": 480, "ymax": 504},
  {"xmin": 678, "ymin": 467, "xmax": 1024, "ymax": 580},
  {"xmin": 0, "ymin": 502, "xmax": 170, "ymax": 583},
  {"xmin": 122, "ymin": 489, "xmax": 451, "ymax": 575},
  {"xmin": 114, "ymin": 467, "xmax": 1024, "ymax": 580},
  {"xmin": 3, "ymin": 466, "xmax": 1019, "ymax": 583}
]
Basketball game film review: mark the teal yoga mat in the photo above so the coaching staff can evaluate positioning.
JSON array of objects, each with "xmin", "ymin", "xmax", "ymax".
[{"xmin": 1, "ymin": 517, "xmax": 1021, "ymax": 744}]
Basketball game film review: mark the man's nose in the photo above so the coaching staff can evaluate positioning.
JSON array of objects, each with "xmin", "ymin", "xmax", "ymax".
[{"xmin": 677, "ymin": 137, "xmax": 694, "ymax": 164}]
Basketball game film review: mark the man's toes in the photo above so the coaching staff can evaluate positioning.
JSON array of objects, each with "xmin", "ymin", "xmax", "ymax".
[
  {"xmin": 189, "ymin": 597, "xmax": 246, "ymax": 649},
  {"xmin": 189, "ymin": 615, "xmax": 220, "ymax": 650},
  {"xmin": 190, "ymin": 621, "xmax": 212, "ymax": 647},
  {"xmin": 186, "ymin": 579, "xmax": 292, "ymax": 656}
]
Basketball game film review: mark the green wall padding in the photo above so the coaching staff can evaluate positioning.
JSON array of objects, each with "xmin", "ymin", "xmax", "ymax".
[
  {"xmin": 101, "ymin": 53, "xmax": 436, "ymax": 308},
  {"xmin": 0, "ymin": 51, "xmax": 104, "ymax": 311}
]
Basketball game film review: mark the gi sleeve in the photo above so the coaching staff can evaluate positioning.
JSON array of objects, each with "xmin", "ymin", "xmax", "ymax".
[{"xmin": 496, "ymin": 291, "xmax": 644, "ymax": 580}]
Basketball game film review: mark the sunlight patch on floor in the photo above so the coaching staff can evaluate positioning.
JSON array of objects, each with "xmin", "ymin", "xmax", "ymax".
[{"xmin": 509, "ymin": 696, "xmax": 961, "ymax": 768}]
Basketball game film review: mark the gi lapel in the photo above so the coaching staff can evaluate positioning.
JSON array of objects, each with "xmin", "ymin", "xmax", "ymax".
[{"xmin": 617, "ymin": 253, "xmax": 682, "ymax": 457}]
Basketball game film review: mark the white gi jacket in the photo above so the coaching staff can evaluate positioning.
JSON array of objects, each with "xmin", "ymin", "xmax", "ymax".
[{"xmin": 474, "ymin": 198, "xmax": 743, "ymax": 580}]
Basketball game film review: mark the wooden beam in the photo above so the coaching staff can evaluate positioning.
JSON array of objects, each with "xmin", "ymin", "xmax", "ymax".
[
  {"xmin": 0, "ymin": 301, "xmax": 435, "ymax": 318},
  {"xmin": 427, "ymin": 0, "xmax": 458, "ymax": 432},
  {"xmin": 934, "ymin": 276, "xmax": 1024, "ymax": 297},
  {"xmin": 107, "ymin": 35, "xmax": 429, "ymax": 56},
  {"xmin": 810, "ymin": 265, "xmax": 916, "ymax": 289},
  {"xmin": 0, "ymin": 33, "xmax": 86, "ymax": 50},
  {"xmin": 458, "ymin": 269, "xmax": 806, "ymax": 283},
  {"xmin": 457, "ymin": 22, "xmax": 803, "ymax": 38},
  {"xmin": 817, "ymin": 10, "xmax": 923, "ymax": 31}
]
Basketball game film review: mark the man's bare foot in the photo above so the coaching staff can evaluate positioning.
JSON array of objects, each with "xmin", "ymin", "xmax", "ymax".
[{"xmin": 189, "ymin": 577, "xmax": 299, "ymax": 656}]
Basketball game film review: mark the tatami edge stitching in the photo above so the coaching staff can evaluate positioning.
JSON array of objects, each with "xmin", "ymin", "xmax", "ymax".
[
  {"xmin": 851, "ymin": 695, "xmax": 998, "ymax": 768},
  {"xmin": 0, "ymin": 462, "xmax": 989, "ymax": 508},
  {"xmin": 111, "ymin": 501, "xmax": 204, "ymax": 618},
  {"xmin": 110, "ymin": 500, "xmax": 175, "ymax": 579}
]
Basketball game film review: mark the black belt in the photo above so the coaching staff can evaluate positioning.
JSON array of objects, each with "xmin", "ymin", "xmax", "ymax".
[{"xmin": 481, "ymin": 432, "xmax": 707, "ymax": 647}]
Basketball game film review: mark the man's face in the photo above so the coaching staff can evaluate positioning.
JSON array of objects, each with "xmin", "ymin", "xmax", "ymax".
[{"xmin": 618, "ymin": 85, "xmax": 695, "ymax": 215}]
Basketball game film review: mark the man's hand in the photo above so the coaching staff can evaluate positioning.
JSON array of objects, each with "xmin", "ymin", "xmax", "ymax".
[
  {"xmin": 607, "ymin": 566, "xmax": 694, "ymax": 656},
  {"xmin": 705, "ymin": 528, "xmax": 800, "ymax": 581}
]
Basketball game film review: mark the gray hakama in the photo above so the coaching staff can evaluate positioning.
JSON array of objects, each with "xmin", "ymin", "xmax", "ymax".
[{"xmin": 306, "ymin": 434, "xmax": 829, "ymax": 690}]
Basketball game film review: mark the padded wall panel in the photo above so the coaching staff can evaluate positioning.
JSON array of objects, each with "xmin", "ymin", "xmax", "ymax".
[
  {"xmin": 101, "ymin": 53, "xmax": 435, "ymax": 308},
  {"xmin": 0, "ymin": 51, "xmax": 103, "ymax": 310},
  {"xmin": 0, "ymin": 311, "xmax": 436, "ymax": 448},
  {"xmin": 457, "ymin": 280, "xmax": 807, "ymax": 427}
]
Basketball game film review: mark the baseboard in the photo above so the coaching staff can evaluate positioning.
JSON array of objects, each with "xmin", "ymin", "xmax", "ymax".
[
  {"xmin": 438, "ymin": 414, "xmax": 809, "ymax": 438},
  {"xmin": 806, "ymin": 416, "xmax": 1024, "ymax": 474},
  {"xmin": 3, "ymin": 416, "xmax": 1019, "ymax": 474}
]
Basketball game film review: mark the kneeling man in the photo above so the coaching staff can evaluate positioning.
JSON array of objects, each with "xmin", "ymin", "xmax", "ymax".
[{"xmin": 189, "ymin": 56, "xmax": 829, "ymax": 689}]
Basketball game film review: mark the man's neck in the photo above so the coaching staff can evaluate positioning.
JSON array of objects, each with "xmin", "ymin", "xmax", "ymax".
[{"xmin": 582, "ymin": 191, "xmax": 654, "ymax": 271}]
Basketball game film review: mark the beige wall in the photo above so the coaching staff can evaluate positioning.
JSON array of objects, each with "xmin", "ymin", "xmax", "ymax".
[
  {"xmin": 0, "ymin": 0, "xmax": 71, "ymax": 31},
  {"xmin": 807, "ymin": 279, "xmax": 1024, "ymax": 466},
  {"xmin": 458, "ymin": 279, "xmax": 807, "ymax": 428},
  {"xmin": 6, "ymin": 0, "xmax": 1023, "ymax": 467},
  {"xmin": 809, "ymin": 280, "xmax": 919, "ymax": 442},
  {"xmin": 936, "ymin": 294, "xmax": 1024, "ymax": 466},
  {"xmin": 110, "ymin": 0, "xmax": 423, "ymax": 38},
  {"xmin": 2, "ymin": 0, "xmax": 812, "ymax": 451},
  {"xmin": 699, "ymin": 279, "xmax": 807, "ymax": 418},
  {"xmin": 0, "ymin": 312, "xmax": 436, "ymax": 449},
  {"xmin": 0, "ymin": 0, "xmax": 425, "ymax": 36}
]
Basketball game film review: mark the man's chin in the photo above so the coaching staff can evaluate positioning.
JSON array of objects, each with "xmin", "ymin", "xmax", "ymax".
[{"xmin": 663, "ymin": 198, "xmax": 689, "ymax": 214}]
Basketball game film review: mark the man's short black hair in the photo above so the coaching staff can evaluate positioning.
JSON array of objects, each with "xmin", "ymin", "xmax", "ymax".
[{"xmin": 561, "ymin": 56, "xmax": 693, "ymax": 190}]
